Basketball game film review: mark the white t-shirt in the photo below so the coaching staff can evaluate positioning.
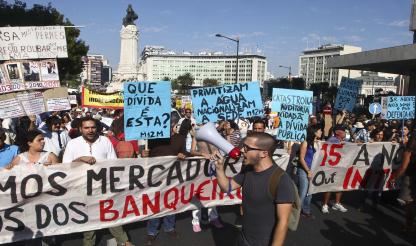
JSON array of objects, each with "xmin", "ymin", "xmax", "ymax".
[{"xmin": 62, "ymin": 135, "xmax": 117, "ymax": 163}]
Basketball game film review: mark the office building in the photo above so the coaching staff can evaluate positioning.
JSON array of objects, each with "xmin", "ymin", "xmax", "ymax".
[{"xmin": 299, "ymin": 44, "xmax": 362, "ymax": 86}]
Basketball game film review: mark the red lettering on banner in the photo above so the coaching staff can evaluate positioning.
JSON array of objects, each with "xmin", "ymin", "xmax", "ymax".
[
  {"xmin": 350, "ymin": 169, "xmax": 363, "ymax": 189},
  {"xmin": 219, "ymin": 189, "xmax": 235, "ymax": 200},
  {"xmin": 180, "ymin": 183, "xmax": 194, "ymax": 204},
  {"xmin": 142, "ymin": 192, "xmax": 160, "ymax": 215},
  {"xmin": 320, "ymin": 144, "xmax": 343, "ymax": 166},
  {"xmin": 236, "ymin": 188, "xmax": 242, "ymax": 199},
  {"xmin": 195, "ymin": 180, "xmax": 210, "ymax": 201},
  {"xmin": 122, "ymin": 195, "xmax": 140, "ymax": 218},
  {"xmin": 99, "ymin": 199, "xmax": 119, "ymax": 222},
  {"xmin": 164, "ymin": 188, "xmax": 179, "ymax": 210},
  {"xmin": 343, "ymin": 167, "xmax": 354, "ymax": 189},
  {"xmin": 211, "ymin": 179, "xmax": 218, "ymax": 200}
]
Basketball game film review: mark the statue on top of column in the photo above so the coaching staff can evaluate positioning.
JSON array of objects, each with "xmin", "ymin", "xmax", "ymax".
[{"xmin": 122, "ymin": 4, "xmax": 138, "ymax": 27}]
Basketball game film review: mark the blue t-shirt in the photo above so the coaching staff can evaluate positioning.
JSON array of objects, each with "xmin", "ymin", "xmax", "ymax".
[{"xmin": 0, "ymin": 144, "xmax": 19, "ymax": 168}]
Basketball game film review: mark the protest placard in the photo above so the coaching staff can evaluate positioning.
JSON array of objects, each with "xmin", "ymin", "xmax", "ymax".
[
  {"xmin": 0, "ymin": 26, "xmax": 67, "ymax": 60},
  {"xmin": 0, "ymin": 87, "xmax": 70, "ymax": 118},
  {"xmin": 124, "ymin": 81, "xmax": 171, "ymax": 140},
  {"xmin": 386, "ymin": 96, "xmax": 415, "ymax": 120},
  {"xmin": 81, "ymin": 87, "xmax": 123, "ymax": 109},
  {"xmin": 190, "ymin": 82, "xmax": 263, "ymax": 124},
  {"xmin": 43, "ymin": 87, "xmax": 71, "ymax": 112},
  {"xmin": 271, "ymin": 88, "xmax": 313, "ymax": 142},
  {"xmin": 380, "ymin": 96, "xmax": 388, "ymax": 119},
  {"xmin": 334, "ymin": 77, "xmax": 362, "ymax": 112},
  {"xmin": 0, "ymin": 155, "xmax": 289, "ymax": 243},
  {"xmin": 0, "ymin": 59, "xmax": 60, "ymax": 94},
  {"xmin": 308, "ymin": 142, "xmax": 400, "ymax": 195}
]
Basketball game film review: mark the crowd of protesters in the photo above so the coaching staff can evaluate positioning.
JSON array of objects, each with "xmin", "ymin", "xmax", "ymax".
[{"xmin": 0, "ymin": 100, "xmax": 415, "ymax": 246}]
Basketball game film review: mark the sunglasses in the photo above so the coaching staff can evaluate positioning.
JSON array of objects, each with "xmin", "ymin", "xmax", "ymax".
[{"xmin": 242, "ymin": 143, "xmax": 265, "ymax": 152}]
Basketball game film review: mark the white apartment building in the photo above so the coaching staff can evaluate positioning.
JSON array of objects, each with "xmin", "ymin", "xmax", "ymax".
[
  {"xmin": 81, "ymin": 54, "xmax": 111, "ymax": 87},
  {"xmin": 353, "ymin": 71, "xmax": 397, "ymax": 96},
  {"xmin": 140, "ymin": 46, "xmax": 268, "ymax": 86},
  {"xmin": 299, "ymin": 44, "xmax": 362, "ymax": 86}
]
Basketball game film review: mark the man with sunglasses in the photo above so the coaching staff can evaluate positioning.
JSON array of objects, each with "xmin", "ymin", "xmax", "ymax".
[{"xmin": 214, "ymin": 132, "xmax": 296, "ymax": 246}]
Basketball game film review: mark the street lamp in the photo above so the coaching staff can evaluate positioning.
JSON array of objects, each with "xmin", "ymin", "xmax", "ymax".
[
  {"xmin": 279, "ymin": 65, "xmax": 292, "ymax": 81},
  {"xmin": 216, "ymin": 33, "xmax": 239, "ymax": 83}
]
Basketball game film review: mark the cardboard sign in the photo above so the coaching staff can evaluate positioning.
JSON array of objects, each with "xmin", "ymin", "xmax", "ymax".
[
  {"xmin": 0, "ymin": 59, "xmax": 60, "ymax": 94},
  {"xmin": 0, "ymin": 87, "xmax": 69, "ymax": 118},
  {"xmin": 0, "ymin": 26, "xmax": 68, "ymax": 60},
  {"xmin": 334, "ymin": 77, "xmax": 362, "ymax": 112},
  {"xmin": 309, "ymin": 142, "xmax": 400, "ymax": 195},
  {"xmin": 386, "ymin": 96, "xmax": 416, "ymax": 120},
  {"xmin": 82, "ymin": 87, "xmax": 123, "ymax": 109},
  {"xmin": 271, "ymin": 88, "xmax": 313, "ymax": 142},
  {"xmin": 124, "ymin": 81, "xmax": 171, "ymax": 140},
  {"xmin": 190, "ymin": 82, "xmax": 263, "ymax": 124}
]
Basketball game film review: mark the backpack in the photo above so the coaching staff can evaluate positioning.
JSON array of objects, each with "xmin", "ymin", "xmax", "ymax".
[
  {"xmin": 268, "ymin": 167, "xmax": 301, "ymax": 231},
  {"xmin": 115, "ymin": 140, "xmax": 136, "ymax": 158}
]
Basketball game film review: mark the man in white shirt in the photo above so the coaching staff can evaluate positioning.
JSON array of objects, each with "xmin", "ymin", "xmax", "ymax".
[
  {"xmin": 62, "ymin": 117, "xmax": 133, "ymax": 246},
  {"xmin": 42, "ymin": 116, "xmax": 70, "ymax": 159}
]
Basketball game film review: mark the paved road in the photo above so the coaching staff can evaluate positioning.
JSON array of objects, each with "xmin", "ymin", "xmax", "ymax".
[{"xmin": 9, "ymin": 191, "xmax": 416, "ymax": 246}]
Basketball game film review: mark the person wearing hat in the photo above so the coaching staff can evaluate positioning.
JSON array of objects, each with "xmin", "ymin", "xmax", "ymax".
[{"xmin": 353, "ymin": 122, "xmax": 369, "ymax": 143}]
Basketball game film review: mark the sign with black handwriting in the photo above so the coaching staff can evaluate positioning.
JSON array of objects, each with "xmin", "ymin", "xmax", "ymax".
[
  {"xmin": 124, "ymin": 81, "xmax": 171, "ymax": 140},
  {"xmin": 334, "ymin": 77, "xmax": 362, "ymax": 112},
  {"xmin": 190, "ymin": 81, "xmax": 263, "ymax": 124}
]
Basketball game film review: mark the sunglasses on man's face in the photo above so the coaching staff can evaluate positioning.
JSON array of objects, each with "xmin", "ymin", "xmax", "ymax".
[{"xmin": 242, "ymin": 143, "xmax": 265, "ymax": 152}]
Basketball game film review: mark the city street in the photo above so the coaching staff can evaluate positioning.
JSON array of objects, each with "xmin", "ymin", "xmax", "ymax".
[{"xmin": 44, "ymin": 191, "xmax": 416, "ymax": 246}]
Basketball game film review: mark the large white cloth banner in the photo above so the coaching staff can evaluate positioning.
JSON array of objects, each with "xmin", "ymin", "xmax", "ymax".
[
  {"xmin": 309, "ymin": 142, "xmax": 401, "ymax": 195},
  {"xmin": 0, "ymin": 155, "xmax": 289, "ymax": 243}
]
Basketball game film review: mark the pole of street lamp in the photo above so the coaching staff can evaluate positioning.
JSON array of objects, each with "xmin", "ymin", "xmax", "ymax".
[{"xmin": 216, "ymin": 34, "xmax": 239, "ymax": 84}]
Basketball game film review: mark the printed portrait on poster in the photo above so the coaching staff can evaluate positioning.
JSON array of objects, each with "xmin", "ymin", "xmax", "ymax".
[
  {"xmin": 0, "ymin": 66, "xmax": 6, "ymax": 85},
  {"xmin": 22, "ymin": 61, "xmax": 40, "ymax": 82},
  {"xmin": 6, "ymin": 63, "xmax": 21, "ymax": 81},
  {"xmin": 40, "ymin": 60, "xmax": 59, "ymax": 81}
]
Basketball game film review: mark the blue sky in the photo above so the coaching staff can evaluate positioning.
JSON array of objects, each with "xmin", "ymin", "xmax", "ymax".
[{"xmin": 21, "ymin": 0, "xmax": 413, "ymax": 77}]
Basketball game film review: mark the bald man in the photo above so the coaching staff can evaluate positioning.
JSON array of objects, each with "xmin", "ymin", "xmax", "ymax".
[{"xmin": 214, "ymin": 132, "xmax": 296, "ymax": 246}]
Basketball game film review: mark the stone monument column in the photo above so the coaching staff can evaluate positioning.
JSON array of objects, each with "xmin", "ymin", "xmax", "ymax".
[{"xmin": 117, "ymin": 24, "xmax": 139, "ymax": 79}]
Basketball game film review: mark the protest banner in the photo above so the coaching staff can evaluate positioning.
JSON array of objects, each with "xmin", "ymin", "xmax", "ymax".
[
  {"xmin": 386, "ymin": 96, "xmax": 415, "ymax": 120},
  {"xmin": 0, "ymin": 154, "xmax": 289, "ymax": 243},
  {"xmin": 124, "ymin": 81, "xmax": 171, "ymax": 140},
  {"xmin": 81, "ymin": 87, "xmax": 123, "ymax": 109},
  {"xmin": 0, "ymin": 87, "xmax": 70, "ymax": 119},
  {"xmin": 271, "ymin": 88, "xmax": 313, "ymax": 142},
  {"xmin": 190, "ymin": 82, "xmax": 263, "ymax": 124},
  {"xmin": 380, "ymin": 96, "xmax": 388, "ymax": 119},
  {"xmin": 0, "ymin": 26, "xmax": 67, "ymax": 60},
  {"xmin": 308, "ymin": 142, "xmax": 400, "ymax": 195},
  {"xmin": 334, "ymin": 77, "xmax": 363, "ymax": 112},
  {"xmin": 0, "ymin": 59, "xmax": 60, "ymax": 94}
]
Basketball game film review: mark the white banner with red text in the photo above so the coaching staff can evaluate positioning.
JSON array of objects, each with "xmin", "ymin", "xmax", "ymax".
[
  {"xmin": 308, "ymin": 142, "xmax": 402, "ymax": 195},
  {"xmin": 0, "ymin": 155, "xmax": 289, "ymax": 243}
]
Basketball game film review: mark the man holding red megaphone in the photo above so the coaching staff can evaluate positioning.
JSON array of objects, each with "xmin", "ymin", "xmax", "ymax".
[{"xmin": 212, "ymin": 132, "xmax": 296, "ymax": 246}]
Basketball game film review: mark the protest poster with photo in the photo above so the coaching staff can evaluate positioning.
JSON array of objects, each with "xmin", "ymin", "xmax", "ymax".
[
  {"xmin": 271, "ymin": 88, "xmax": 313, "ymax": 142},
  {"xmin": 0, "ymin": 26, "xmax": 68, "ymax": 60},
  {"xmin": 0, "ymin": 59, "xmax": 60, "ymax": 94},
  {"xmin": 308, "ymin": 142, "xmax": 400, "ymax": 195},
  {"xmin": 82, "ymin": 87, "xmax": 123, "ymax": 109},
  {"xmin": 334, "ymin": 77, "xmax": 362, "ymax": 112},
  {"xmin": 0, "ymin": 155, "xmax": 289, "ymax": 243},
  {"xmin": 385, "ymin": 96, "xmax": 415, "ymax": 120},
  {"xmin": 124, "ymin": 81, "xmax": 171, "ymax": 140},
  {"xmin": 0, "ymin": 87, "xmax": 70, "ymax": 118},
  {"xmin": 190, "ymin": 81, "xmax": 263, "ymax": 124}
]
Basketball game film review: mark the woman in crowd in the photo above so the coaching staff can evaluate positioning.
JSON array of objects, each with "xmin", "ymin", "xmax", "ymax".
[
  {"xmin": 222, "ymin": 120, "xmax": 241, "ymax": 147},
  {"xmin": 6, "ymin": 129, "xmax": 59, "ymax": 169},
  {"xmin": 391, "ymin": 131, "xmax": 416, "ymax": 232},
  {"xmin": 297, "ymin": 125, "xmax": 322, "ymax": 218}
]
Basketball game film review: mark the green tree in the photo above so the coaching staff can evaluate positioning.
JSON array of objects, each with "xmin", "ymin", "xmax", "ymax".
[
  {"xmin": 162, "ymin": 76, "xmax": 170, "ymax": 81},
  {"xmin": 203, "ymin": 78, "xmax": 219, "ymax": 87},
  {"xmin": 0, "ymin": 1, "xmax": 89, "ymax": 86},
  {"xmin": 176, "ymin": 73, "xmax": 194, "ymax": 93},
  {"xmin": 291, "ymin": 78, "xmax": 306, "ymax": 90}
]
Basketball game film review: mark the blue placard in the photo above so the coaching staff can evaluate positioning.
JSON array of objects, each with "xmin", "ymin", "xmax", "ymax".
[
  {"xmin": 334, "ymin": 77, "xmax": 362, "ymax": 112},
  {"xmin": 271, "ymin": 88, "xmax": 313, "ymax": 142},
  {"xmin": 190, "ymin": 81, "xmax": 263, "ymax": 124},
  {"xmin": 124, "ymin": 81, "xmax": 171, "ymax": 140},
  {"xmin": 369, "ymin": 103, "xmax": 382, "ymax": 115},
  {"xmin": 386, "ymin": 96, "xmax": 415, "ymax": 120}
]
